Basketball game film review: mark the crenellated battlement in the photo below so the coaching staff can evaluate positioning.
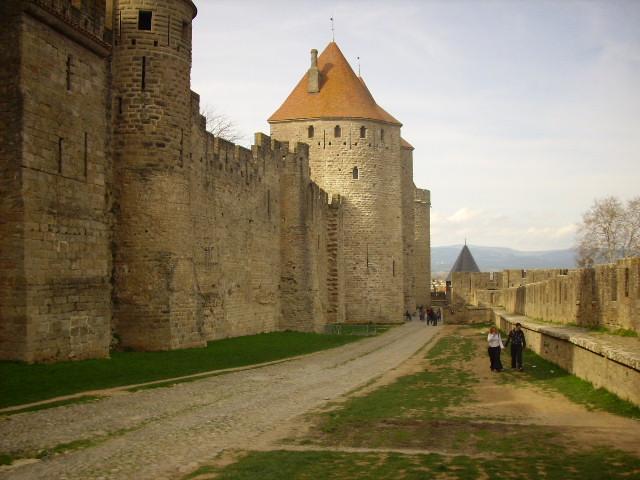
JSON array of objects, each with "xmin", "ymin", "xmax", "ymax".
[{"xmin": 0, "ymin": 0, "xmax": 426, "ymax": 363}]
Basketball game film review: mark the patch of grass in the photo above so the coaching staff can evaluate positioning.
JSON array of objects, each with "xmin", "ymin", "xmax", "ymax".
[
  {"xmin": 186, "ymin": 449, "xmax": 640, "ymax": 480},
  {"xmin": 181, "ymin": 465, "xmax": 219, "ymax": 480},
  {"xmin": 0, "ymin": 331, "xmax": 363, "ymax": 409},
  {"xmin": 1, "ymin": 396, "xmax": 101, "ymax": 416},
  {"xmin": 0, "ymin": 454, "xmax": 13, "ymax": 466},
  {"xmin": 498, "ymin": 350, "xmax": 640, "ymax": 419},
  {"xmin": 312, "ymin": 335, "xmax": 479, "ymax": 448},
  {"xmin": 609, "ymin": 328, "xmax": 638, "ymax": 338},
  {"xmin": 36, "ymin": 438, "xmax": 97, "ymax": 459}
]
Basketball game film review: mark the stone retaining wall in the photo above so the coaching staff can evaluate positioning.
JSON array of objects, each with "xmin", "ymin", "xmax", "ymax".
[{"xmin": 494, "ymin": 310, "xmax": 640, "ymax": 406}]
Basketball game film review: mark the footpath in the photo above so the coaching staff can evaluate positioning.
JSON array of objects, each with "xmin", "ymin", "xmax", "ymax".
[{"xmin": 0, "ymin": 321, "xmax": 441, "ymax": 480}]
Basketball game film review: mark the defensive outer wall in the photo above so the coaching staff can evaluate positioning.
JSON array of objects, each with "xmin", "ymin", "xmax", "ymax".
[
  {"xmin": 0, "ymin": 0, "xmax": 431, "ymax": 362},
  {"xmin": 449, "ymin": 257, "xmax": 640, "ymax": 405}
]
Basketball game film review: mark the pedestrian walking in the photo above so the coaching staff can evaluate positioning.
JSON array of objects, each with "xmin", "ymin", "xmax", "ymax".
[
  {"xmin": 487, "ymin": 326, "xmax": 504, "ymax": 372},
  {"xmin": 504, "ymin": 322, "xmax": 527, "ymax": 370}
]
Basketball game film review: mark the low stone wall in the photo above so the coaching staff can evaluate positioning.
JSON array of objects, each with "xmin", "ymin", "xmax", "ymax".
[
  {"xmin": 493, "ymin": 310, "xmax": 640, "ymax": 406},
  {"xmin": 446, "ymin": 305, "xmax": 492, "ymax": 325}
]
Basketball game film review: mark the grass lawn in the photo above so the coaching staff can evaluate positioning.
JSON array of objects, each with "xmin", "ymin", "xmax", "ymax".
[
  {"xmin": 183, "ymin": 449, "xmax": 640, "ymax": 480},
  {"xmin": 0, "ymin": 331, "xmax": 365, "ymax": 409}
]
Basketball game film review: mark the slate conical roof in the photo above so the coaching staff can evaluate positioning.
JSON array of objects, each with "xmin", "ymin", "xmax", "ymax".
[
  {"xmin": 268, "ymin": 42, "xmax": 401, "ymax": 126},
  {"xmin": 447, "ymin": 245, "xmax": 481, "ymax": 281}
]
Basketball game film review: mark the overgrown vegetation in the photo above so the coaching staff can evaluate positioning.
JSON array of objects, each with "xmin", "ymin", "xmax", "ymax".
[{"xmin": 0, "ymin": 331, "xmax": 364, "ymax": 409}]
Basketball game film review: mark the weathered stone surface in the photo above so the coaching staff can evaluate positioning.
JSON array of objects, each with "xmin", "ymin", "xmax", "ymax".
[{"xmin": 0, "ymin": 1, "xmax": 431, "ymax": 362}]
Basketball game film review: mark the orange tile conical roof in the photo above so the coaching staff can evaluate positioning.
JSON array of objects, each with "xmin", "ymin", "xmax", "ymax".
[{"xmin": 268, "ymin": 42, "xmax": 401, "ymax": 126}]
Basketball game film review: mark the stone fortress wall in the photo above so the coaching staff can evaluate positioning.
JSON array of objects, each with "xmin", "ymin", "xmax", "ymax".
[
  {"xmin": 451, "ymin": 257, "xmax": 640, "ymax": 333},
  {"xmin": 0, "ymin": 0, "xmax": 431, "ymax": 363}
]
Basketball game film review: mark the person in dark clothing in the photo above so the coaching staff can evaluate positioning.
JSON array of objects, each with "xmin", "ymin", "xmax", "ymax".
[
  {"xmin": 405, "ymin": 310, "xmax": 412, "ymax": 322},
  {"xmin": 505, "ymin": 322, "xmax": 526, "ymax": 370}
]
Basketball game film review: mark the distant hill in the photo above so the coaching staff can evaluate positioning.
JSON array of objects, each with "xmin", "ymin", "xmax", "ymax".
[{"xmin": 432, "ymin": 245, "xmax": 576, "ymax": 275}]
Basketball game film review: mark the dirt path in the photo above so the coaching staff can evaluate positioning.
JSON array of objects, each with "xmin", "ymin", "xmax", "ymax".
[
  {"xmin": 451, "ymin": 325, "xmax": 640, "ymax": 456},
  {"xmin": 0, "ymin": 321, "xmax": 442, "ymax": 480}
]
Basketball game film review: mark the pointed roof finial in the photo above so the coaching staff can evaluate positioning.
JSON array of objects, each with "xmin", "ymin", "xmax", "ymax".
[
  {"xmin": 357, "ymin": 56, "xmax": 360, "ymax": 76},
  {"xmin": 464, "ymin": 238, "xmax": 467, "ymax": 246},
  {"xmin": 330, "ymin": 16, "xmax": 335, "ymax": 42}
]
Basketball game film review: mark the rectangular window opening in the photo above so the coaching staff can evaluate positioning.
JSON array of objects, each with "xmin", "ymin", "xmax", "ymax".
[
  {"xmin": 138, "ymin": 11, "xmax": 152, "ymax": 31},
  {"xmin": 66, "ymin": 55, "xmax": 72, "ymax": 91},
  {"xmin": 83, "ymin": 132, "xmax": 88, "ymax": 178},
  {"xmin": 181, "ymin": 20, "xmax": 190, "ymax": 43},
  {"xmin": 624, "ymin": 267, "xmax": 629, "ymax": 297},
  {"xmin": 57, "ymin": 137, "xmax": 64, "ymax": 174},
  {"xmin": 141, "ymin": 56, "xmax": 146, "ymax": 90},
  {"xmin": 611, "ymin": 269, "xmax": 618, "ymax": 301}
]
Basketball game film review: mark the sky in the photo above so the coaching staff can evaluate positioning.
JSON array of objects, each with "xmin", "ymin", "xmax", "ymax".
[{"xmin": 190, "ymin": 0, "xmax": 640, "ymax": 251}]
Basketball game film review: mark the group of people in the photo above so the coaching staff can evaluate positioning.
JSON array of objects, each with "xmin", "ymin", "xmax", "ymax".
[
  {"xmin": 487, "ymin": 322, "xmax": 526, "ymax": 372},
  {"xmin": 404, "ymin": 306, "xmax": 442, "ymax": 326}
]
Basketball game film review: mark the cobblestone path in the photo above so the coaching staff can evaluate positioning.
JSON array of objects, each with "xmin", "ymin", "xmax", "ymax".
[{"xmin": 0, "ymin": 321, "xmax": 440, "ymax": 480}]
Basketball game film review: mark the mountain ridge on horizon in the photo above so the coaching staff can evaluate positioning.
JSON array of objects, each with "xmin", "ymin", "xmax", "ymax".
[{"xmin": 432, "ymin": 244, "xmax": 576, "ymax": 274}]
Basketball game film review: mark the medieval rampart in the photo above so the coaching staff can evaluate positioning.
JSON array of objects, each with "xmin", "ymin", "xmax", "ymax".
[
  {"xmin": 0, "ymin": 0, "xmax": 429, "ymax": 363},
  {"xmin": 452, "ymin": 257, "xmax": 640, "ymax": 332}
]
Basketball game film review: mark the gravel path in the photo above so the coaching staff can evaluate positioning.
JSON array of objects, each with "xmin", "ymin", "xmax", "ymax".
[{"xmin": 0, "ymin": 321, "xmax": 441, "ymax": 480}]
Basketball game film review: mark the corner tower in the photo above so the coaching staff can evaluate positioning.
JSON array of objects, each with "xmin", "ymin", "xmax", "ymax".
[
  {"xmin": 269, "ymin": 42, "xmax": 405, "ymax": 323},
  {"xmin": 110, "ymin": 0, "xmax": 204, "ymax": 350}
]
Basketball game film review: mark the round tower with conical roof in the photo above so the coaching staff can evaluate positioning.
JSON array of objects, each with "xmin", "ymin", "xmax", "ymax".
[
  {"xmin": 269, "ymin": 42, "xmax": 406, "ymax": 323},
  {"xmin": 110, "ymin": 0, "xmax": 204, "ymax": 350}
]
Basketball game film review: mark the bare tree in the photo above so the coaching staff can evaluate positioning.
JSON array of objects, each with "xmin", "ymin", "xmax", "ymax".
[
  {"xmin": 576, "ymin": 196, "xmax": 640, "ymax": 266},
  {"xmin": 200, "ymin": 105, "xmax": 244, "ymax": 144}
]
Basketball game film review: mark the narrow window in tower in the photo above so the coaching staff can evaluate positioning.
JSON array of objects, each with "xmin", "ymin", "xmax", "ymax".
[
  {"xmin": 334, "ymin": 125, "xmax": 341, "ymax": 138},
  {"xmin": 117, "ymin": 97, "xmax": 123, "ymax": 115},
  {"xmin": 380, "ymin": 128, "xmax": 385, "ymax": 143},
  {"xmin": 624, "ymin": 268, "xmax": 629, "ymax": 297},
  {"xmin": 138, "ymin": 11, "xmax": 152, "ymax": 31},
  {"xmin": 611, "ymin": 269, "xmax": 618, "ymax": 301},
  {"xmin": 66, "ymin": 55, "xmax": 72, "ymax": 91},
  {"xmin": 307, "ymin": 125, "xmax": 314, "ymax": 138},
  {"xmin": 352, "ymin": 166, "xmax": 359, "ymax": 180},
  {"xmin": 179, "ymin": 128, "xmax": 184, "ymax": 165},
  {"xmin": 141, "ymin": 56, "xmax": 146, "ymax": 90},
  {"xmin": 360, "ymin": 126, "xmax": 366, "ymax": 138},
  {"xmin": 167, "ymin": 15, "xmax": 171, "ymax": 45},
  {"xmin": 181, "ymin": 21, "xmax": 189, "ymax": 43},
  {"xmin": 84, "ymin": 132, "xmax": 88, "ymax": 178},
  {"xmin": 267, "ymin": 190, "xmax": 271, "ymax": 219},
  {"xmin": 57, "ymin": 138, "xmax": 63, "ymax": 174},
  {"xmin": 392, "ymin": 260, "xmax": 395, "ymax": 277}
]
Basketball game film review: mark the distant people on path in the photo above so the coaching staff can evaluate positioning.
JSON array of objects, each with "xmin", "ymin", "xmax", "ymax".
[
  {"xmin": 435, "ymin": 308, "xmax": 441, "ymax": 325},
  {"xmin": 505, "ymin": 322, "xmax": 527, "ymax": 371},
  {"xmin": 426, "ymin": 307, "xmax": 434, "ymax": 325},
  {"xmin": 487, "ymin": 326, "xmax": 504, "ymax": 372},
  {"xmin": 405, "ymin": 310, "xmax": 412, "ymax": 322},
  {"xmin": 419, "ymin": 306, "xmax": 425, "ymax": 322}
]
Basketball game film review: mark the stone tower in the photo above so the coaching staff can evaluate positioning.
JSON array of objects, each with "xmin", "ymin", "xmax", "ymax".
[
  {"xmin": 269, "ymin": 42, "xmax": 407, "ymax": 323},
  {"xmin": 110, "ymin": 0, "xmax": 204, "ymax": 350}
]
